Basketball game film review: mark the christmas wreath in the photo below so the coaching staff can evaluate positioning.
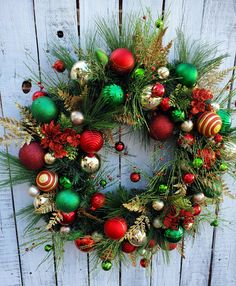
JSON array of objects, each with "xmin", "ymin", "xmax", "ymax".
[{"xmin": 1, "ymin": 13, "xmax": 236, "ymax": 271}]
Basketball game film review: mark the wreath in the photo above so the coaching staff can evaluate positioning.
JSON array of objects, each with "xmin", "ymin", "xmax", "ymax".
[{"xmin": 1, "ymin": 13, "xmax": 236, "ymax": 271}]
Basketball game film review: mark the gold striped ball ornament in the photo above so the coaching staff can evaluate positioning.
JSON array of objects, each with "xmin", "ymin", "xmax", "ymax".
[
  {"xmin": 197, "ymin": 111, "xmax": 222, "ymax": 137},
  {"xmin": 36, "ymin": 170, "xmax": 58, "ymax": 192}
]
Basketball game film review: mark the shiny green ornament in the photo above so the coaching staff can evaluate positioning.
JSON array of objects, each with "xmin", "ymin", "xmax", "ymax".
[
  {"xmin": 210, "ymin": 219, "xmax": 219, "ymax": 227},
  {"xmin": 158, "ymin": 184, "xmax": 168, "ymax": 193},
  {"xmin": 101, "ymin": 84, "xmax": 124, "ymax": 106},
  {"xmin": 192, "ymin": 158, "xmax": 203, "ymax": 168},
  {"xmin": 95, "ymin": 48, "xmax": 109, "ymax": 66},
  {"xmin": 31, "ymin": 96, "xmax": 58, "ymax": 123},
  {"xmin": 44, "ymin": 244, "xmax": 53, "ymax": 252},
  {"xmin": 100, "ymin": 179, "xmax": 107, "ymax": 187},
  {"xmin": 155, "ymin": 18, "xmax": 164, "ymax": 29},
  {"xmin": 171, "ymin": 110, "xmax": 185, "ymax": 122},
  {"xmin": 176, "ymin": 63, "xmax": 198, "ymax": 87},
  {"xmin": 217, "ymin": 109, "xmax": 232, "ymax": 133},
  {"xmin": 219, "ymin": 163, "xmax": 228, "ymax": 171},
  {"xmin": 203, "ymin": 181, "xmax": 222, "ymax": 198},
  {"xmin": 164, "ymin": 226, "xmax": 184, "ymax": 243},
  {"xmin": 101, "ymin": 260, "xmax": 112, "ymax": 271},
  {"xmin": 134, "ymin": 68, "xmax": 145, "ymax": 79},
  {"xmin": 59, "ymin": 177, "xmax": 72, "ymax": 189},
  {"xmin": 56, "ymin": 190, "xmax": 81, "ymax": 212}
]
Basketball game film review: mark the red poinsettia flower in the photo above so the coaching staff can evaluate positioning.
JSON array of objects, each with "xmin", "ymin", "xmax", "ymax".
[
  {"xmin": 190, "ymin": 88, "xmax": 213, "ymax": 115},
  {"xmin": 60, "ymin": 128, "xmax": 80, "ymax": 147}
]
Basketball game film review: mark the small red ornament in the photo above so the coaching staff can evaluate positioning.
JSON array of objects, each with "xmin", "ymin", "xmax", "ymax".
[
  {"xmin": 214, "ymin": 134, "xmax": 223, "ymax": 143},
  {"xmin": 182, "ymin": 173, "xmax": 195, "ymax": 185},
  {"xmin": 149, "ymin": 114, "xmax": 174, "ymax": 141},
  {"xmin": 60, "ymin": 211, "xmax": 76, "ymax": 225},
  {"xmin": 52, "ymin": 59, "xmax": 65, "ymax": 73},
  {"xmin": 148, "ymin": 239, "xmax": 156, "ymax": 248},
  {"xmin": 121, "ymin": 241, "xmax": 137, "ymax": 253},
  {"xmin": 80, "ymin": 130, "xmax": 104, "ymax": 155},
  {"xmin": 193, "ymin": 204, "xmax": 201, "ymax": 216},
  {"xmin": 74, "ymin": 236, "xmax": 95, "ymax": 252},
  {"xmin": 104, "ymin": 217, "xmax": 127, "ymax": 240},
  {"xmin": 109, "ymin": 48, "xmax": 135, "ymax": 75},
  {"xmin": 160, "ymin": 97, "xmax": 171, "ymax": 111},
  {"xmin": 36, "ymin": 170, "xmax": 58, "ymax": 192},
  {"xmin": 90, "ymin": 193, "xmax": 106, "ymax": 211},
  {"xmin": 19, "ymin": 142, "xmax": 45, "ymax": 170},
  {"xmin": 160, "ymin": 242, "xmax": 177, "ymax": 251},
  {"xmin": 32, "ymin": 90, "xmax": 46, "ymax": 101},
  {"xmin": 140, "ymin": 258, "xmax": 150, "ymax": 268},
  {"xmin": 130, "ymin": 172, "xmax": 141, "ymax": 182},
  {"xmin": 115, "ymin": 141, "xmax": 125, "ymax": 152},
  {"xmin": 152, "ymin": 83, "xmax": 165, "ymax": 97},
  {"xmin": 178, "ymin": 133, "xmax": 195, "ymax": 147}
]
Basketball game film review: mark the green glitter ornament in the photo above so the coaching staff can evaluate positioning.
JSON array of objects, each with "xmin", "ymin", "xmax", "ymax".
[
  {"xmin": 219, "ymin": 163, "xmax": 228, "ymax": 171},
  {"xmin": 101, "ymin": 84, "xmax": 124, "ymax": 106},
  {"xmin": 101, "ymin": 260, "xmax": 112, "ymax": 271},
  {"xmin": 31, "ymin": 96, "xmax": 58, "ymax": 123},
  {"xmin": 59, "ymin": 176, "xmax": 72, "ymax": 189},
  {"xmin": 134, "ymin": 68, "xmax": 145, "ymax": 79},
  {"xmin": 95, "ymin": 48, "xmax": 109, "ymax": 66},
  {"xmin": 192, "ymin": 158, "xmax": 203, "ymax": 168},
  {"xmin": 171, "ymin": 110, "xmax": 185, "ymax": 122},
  {"xmin": 210, "ymin": 219, "xmax": 219, "ymax": 227},
  {"xmin": 164, "ymin": 226, "xmax": 184, "ymax": 243},
  {"xmin": 158, "ymin": 184, "xmax": 168, "ymax": 193},
  {"xmin": 176, "ymin": 63, "xmax": 198, "ymax": 87},
  {"xmin": 44, "ymin": 244, "xmax": 53, "ymax": 252},
  {"xmin": 217, "ymin": 109, "xmax": 232, "ymax": 133},
  {"xmin": 56, "ymin": 190, "xmax": 81, "ymax": 212},
  {"xmin": 100, "ymin": 179, "xmax": 107, "ymax": 188}
]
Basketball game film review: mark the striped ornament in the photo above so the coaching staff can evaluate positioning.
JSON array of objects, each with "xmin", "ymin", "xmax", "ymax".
[
  {"xmin": 36, "ymin": 170, "xmax": 58, "ymax": 192},
  {"xmin": 197, "ymin": 112, "xmax": 222, "ymax": 137}
]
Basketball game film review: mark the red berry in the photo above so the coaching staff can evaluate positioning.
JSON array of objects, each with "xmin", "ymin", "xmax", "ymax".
[
  {"xmin": 32, "ymin": 90, "xmax": 46, "ymax": 101},
  {"xmin": 130, "ymin": 172, "xmax": 141, "ymax": 182},
  {"xmin": 53, "ymin": 59, "xmax": 65, "ymax": 73},
  {"xmin": 140, "ymin": 258, "xmax": 149, "ymax": 268},
  {"xmin": 214, "ymin": 134, "xmax": 223, "ymax": 143},
  {"xmin": 182, "ymin": 173, "xmax": 195, "ymax": 184},
  {"xmin": 121, "ymin": 241, "xmax": 137, "ymax": 253},
  {"xmin": 115, "ymin": 141, "xmax": 125, "ymax": 152},
  {"xmin": 90, "ymin": 193, "xmax": 106, "ymax": 211},
  {"xmin": 193, "ymin": 204, "xmax": 201, "ymax": 216},
  {"xmin": 60, "ymin": 211, "xmax": 76, "ymax": 225},
  {"xmin": 152, "ymin": 83, "xmax": 165, "ymax": 97}
]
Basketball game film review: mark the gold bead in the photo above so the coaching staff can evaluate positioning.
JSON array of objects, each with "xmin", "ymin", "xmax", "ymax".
[{"xmin": 44, "ymin": 153, "xmax": 56, "ymax": 165}]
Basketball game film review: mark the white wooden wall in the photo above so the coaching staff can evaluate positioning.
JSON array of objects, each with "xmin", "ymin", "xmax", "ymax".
[{"xmin": 0, "ymin": 0, "xmax": 236, "ymax": 285}]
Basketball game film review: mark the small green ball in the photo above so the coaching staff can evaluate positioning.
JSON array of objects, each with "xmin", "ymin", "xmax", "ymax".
[
  {"xmin": 219, "ymin": 163, "xmax": 228, "ymax": 171},
  {"xmin": 31, "ymin": 96, "xmax": 58, "ymax": 123},
  {"xmin": 158, "ymin": 184, "xmax": 168, "ymax": 193},
  {"xmin": 171, "ymin": 110, "xmax": 185, "ymax": 122},
  {"xmin": 56, "ymin": 190, "xmax": 81, "ymax": 212},
  {"xmin": 134, "ymin": 68, "xmax": 145, "ymax": 79},
  {"xmin": 164, "ymin": 226, "xmax": 184, "ymax": 243},
  {"xmin": 95, "ymin": 48, "xmax": 109, "ymax": 66},
  {"xmin": 44, "ymin": 244, "xmax": 53, "ymax": 252},
  {"xmin": 176, "ymin": 63, "xmax": 198, "ymax": 87},
  {"xmin": 203, "ymin": 181, "xmax": 222, "ymax": 198},
  {"xmin": 210, "ymin": 219, "xmax": 219, "ymax": 227},
  {"xmin": 59, "ymin": 176, "xmax": 72, "ymax": 189},
  {"xmin": 217, "ymin": 109, "xmax": 232, "ymax": 133},
  {"xmin": 192, "ymin": 158, "xmax": 203, "ymax": 168},
  {"xmin": 100, "ymin": 179, "xmax": 107, "ymax": 187},
  {"xmin": 155, "ymin": 18, "xmax": 164, "ymax": 29},
  {"xmin": 101, "ymin": 260, "xmax": 112, "ymax": 271},
  {"xmin": 101, "ymin": 84, "xmax": 124, "ymax": 106}
]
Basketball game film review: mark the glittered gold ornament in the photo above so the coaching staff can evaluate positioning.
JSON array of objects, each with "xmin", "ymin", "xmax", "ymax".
[
  {"xmin": 140, "ymin": 85, "xmax": 162, "ymax": 110},
  {"xmin": 34, "ymin": 195, "xmax": 49, "ymax": 209},
  {"xmin": 60, "ymin": 226, "xmax": 71, "ymax": 234},
  {"xmin": 193, "ymin": 193, "xmax": 205, "ymax": 203},
  {"xmin": 128, "ymin": 229, "xmax": 147, "ymax": 246},
  {"xmin": 28, "ymin": 185, "xmax": 40, "ymax": 197},
  {"xmin": 157, "ymin": 67, "xmax": 170, "ymax": 79},
  {"xmin": 44, "ymin": 153, "xmax": 56, "ymax": 165},
  {"xmin": 222, "ymin": 141, "xmax": 236, "ymax": 161},
  {"xmin": 181, "ymin": 120, "xmax": 194, "ymax": 132},
  {"xmin": 153, "ymin": 217, "xmax": 162, "ymax": 228},
  {"xmin": 70, "ymin": 111, "xmax": 84, "ymax": 125},
  {"xmin": 80, "ymin": 154, "xmax": 101, "ymax": 174},
  {"xmin": 70, "ymin": 61, "xmax": 90, "ymax": 85},
  {"xmin": 152, "ymin": 199, "xmax": 164, "ymax": 211}
]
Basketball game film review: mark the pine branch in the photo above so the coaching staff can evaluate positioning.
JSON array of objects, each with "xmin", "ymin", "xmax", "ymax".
[{"xmin": 46, "ymin": 211, "xmax": 63, "ymax": 230}]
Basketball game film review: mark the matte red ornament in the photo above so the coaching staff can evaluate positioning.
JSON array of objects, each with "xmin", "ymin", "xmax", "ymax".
[
  {"xmin": 19, "ymin": 142, "xmax": 45, "ymax": 170},
  {"xmin": 104, "ymin": 217, "xmax": 127, "ymax": 240},
  {"xmin": 109, "ymin": 48, "xmax": 135, "ymax": 75},
  {"xmin": 140, "ymin": 258, "xmax": 150, "ymax": 268},
  {"xmin": 159, "ymin": 97, "xmax": 171, "ymax": 111},
  {"xmin": 74, "ymin": 236, "xmax": 95, "ymax": 252},
  {"xmin": 36, "ymin": 170, "xmax": 58, "ymax": 192},
  {"xmin": 193, "ymin": 204, "xmax": 201, "ymax": 216},
  {"xmin": 130, "ymin": 172, "xmax": 141, "ymax": 182},
  {"xmin": 80, "ymin": 130, "xmax": 104, "ymax": 155},
  {"xmin": 53, "ymin": 59, "xmax": 65, "ymax": 73},
  {"xmin": 214, "ymin": 134, "xmax": 223, "ymax": 143},
  {"xmin": 60, "ymin": 211, "xmax": 76, "ymax": 225},
  {"xmin": 152, "ymin": 83, "xmax": 165, "ymax": 97},
  {"xmin": 149, "ymin": 114, "xmax": 174, "ymax": 141},
  {"xmin": 90, "ymin": 193, "xmax": 106, "ymax": 211},
  {"xmin": 115, "ymin": 141, "xmax": 125, "ymax": 152},
  {"xmin": 32, "ymin": 91, "xmax": 46, "ymax": 101},
  {"xmin": 182, "ymin": 173, "xmax": 195, "ymax": 184},
  {"xmin": 121, "ymin": 241, "xmax": 137, "ymax": 253}
]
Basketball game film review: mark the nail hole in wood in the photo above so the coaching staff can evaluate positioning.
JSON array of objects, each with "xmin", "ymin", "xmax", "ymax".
[
  {"xmin": 22, "ymin": 80, "xmax": 32, "ymax": 94},
  {"xmin": 57, "ymin": 30, "xmax": 64, "ymax": 38}
]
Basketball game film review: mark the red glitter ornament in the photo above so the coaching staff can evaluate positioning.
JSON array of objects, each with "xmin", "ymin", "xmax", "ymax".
[
  {"xmin": 52, "ymin": 59, "xmax": 65, "ymax": 73},
  {"xmin": 74, "ymin": 236, "xmax": 95, "ymax": 252},
  {"xmin": 159, "ymin": 97, "xmax": 171, "ymax": 111},
  {"xmin": 60, "ymin": 211, "xmax": 76, "ymax": 225},
  {"xmin": 104, "ymin": 217, "xmax": 127, "ymax": 240},
  {"xmin": 115, "ymin": 141, "xmax": 125, "ymax": 152},
  {"xmin": 193, "ymin": 204, "xmax": 201, "ymax": 216},
  {"xmin": 90, "ymin": 193, "xmax": 106, "ymax": 211},
  {"xmin": 140, "ymin": 258, "xmax": 150, "ymax": 268},
  {"xmin": 19, "ymin": 142, "xmax": 45, "ymax": 170},
  {"xmin": 80, "ymin": 130, "xmax": 104, "ymax": 155},
  {"xmin": 121, "ymin": 241, "xmax": 137, "ymax": 253},
  {"xmin": 182, "ymin": 173, "xmax": 195, "ymax": 184},
  {"xmin": 130, "ymin": 172, "xmax": 141, "ymax": 182},
  {"xmin": 32, "ymin": 90, "xmax": 46, "ymax": 101},
  {"xmin": 149, "ymin": 114, "xmax": 174, "ymax": 141},
  {"xmin": 109, "ymin": 48, "xmax": 135, "ymax": 75},
  {"xmin": 152, "ymin": 83, "xmax": 165, "ymax": 97}
]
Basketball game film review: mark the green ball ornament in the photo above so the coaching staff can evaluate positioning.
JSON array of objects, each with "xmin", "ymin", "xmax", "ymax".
[
  {"xmin": 155, "ymin": 18, "xmax": 164, "ymax": 29},
  {"xmin": 164, "ymin": 226, "xmax": 184, "ymax": 243},
  {"xmin": 101, "ymin": 260, "xmax": 112, "ymax": 271},
  {"xmin": 219, "ymin": 163, "xmax": 228, "ymax": 172},
  {"xmin": 217, "ymin": 109, "xmax": 232, "ymax": 133},
  {"xmin": 31, "ymin": 96, "xmax": 58, "ymax": 123},
  {"xmin": 134, "ymin": 68, "xmax": 145, "ymax": 79},
  {"xmin": 44, "ymin": 244, "xmax": 53, "ymax": 252},
  {"xmin": 176, "ymin": 63, "xmax": 198, "ymax": 87},
  {"xmin": 158, "ymin": 184, "xmax": 168, "ymax": 193},
  {"xmin": 210, "ymin": 219, "xmax": 219, "ymax": 227},
  {"xmin": 203, "ymin": 181, "xmax": 222, "ymax": 198},
  {"xmin": 192, "ymin": 158, "xmax": 203, "ymax": 168},
  {"xmin": 100, "ymin": 179, "xmax": 107, "ymax": 187},
  {"xmin": 59, "ymin": 177, "xmax": 72, "ymax": 189},
  {"xmin": 171, "ymin": 110, "xmax": 185, "ymax": 122},
  {"xmin": 101, "ymin": 84, "xmax": 124, "ymax": 106},
  {"xmin": 56, "ymin": 190, "xmax": 81, "ymax": 212},
  {"xmin": 95, "ymin": 48, "xmax": 109, "ymax": 66}
]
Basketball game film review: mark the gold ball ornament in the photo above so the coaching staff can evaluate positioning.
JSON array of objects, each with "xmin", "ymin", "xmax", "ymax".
[
  {"xmin": 60, "ymin": 226, "xmax": 71, "ymax": 234},
  {"xmin": 193, "ymin": 193, "xmax": 205, "ymax": 203},
  {"xmin": 222, "ymin": 141, "xmax": 236, "ymax": 161},
  {"xmin": 153, "ymin": 217, "xmax": 162, "ymax": 228},
  {"xmin": 181, "ymin": 120, "xmax": 194, "ymax": 132},
  {"xmin": 157, "ymin": 67, "xmax": 170, "ymax": 79},
  {"xmin": 44, "ymin": 153, "xmax": 56, "ymax": 165},
  {"xmin": 140, "ymin": 85, "xmax": 162, "ymax": 110},
  {"xmin": 197, "ymin": 111, "xmax": 222, "ymax": 137},
  {"xmin": 152, "ymin": 199, "xmax": 164, "ymax": 211},
  {"xmin": 70, "ymin": 111, "xmax": 84, "ymax": 125},
  {"xmin": 128, "ymin": 229, "xmax": 147, "ymax": 246},
  {"xmin": 28, "ymin": 185, "xmax": 40, "ymax": 197},
  {"xmin": 70, "ymin": 61, "xmax": 90, "ymax": 85},
  {"xmin": 36, "ymin": 170, "xmax": 58, "ymax": 192},
  {"xmin": 33, "ymin": 195, "xmax": 49, "ymax": 209},
  {"xmin": 80, "ymin": 154, "xmax": 101, "ymax": 174}
]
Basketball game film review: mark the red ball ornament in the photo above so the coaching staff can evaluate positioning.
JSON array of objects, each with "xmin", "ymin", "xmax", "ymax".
[
  {"xmin": 90, "ymin": 193, "xmax": 106, "ymax": 211},
  {"xmin": 36, "ymin": 170, "xmax": 58, "ymax": 192},
  {"xmin": 52, "ymin": 59, "xmax": 65, "ymax": 73},
  {"xmin": 149, "ymin": 114, "xmax": 174, "ymax": 141},
  {"xmin": 19, "ymin": 142, "xmax": 45, "ymax": 170},
  {"xmin": 32, "ymin": 91, "xmax": 46, "ymax": 101},
  {"xmin": 160, "ymin": 97, "xmax": 171, "ymax": 111},
  {"xmin": 182, "ymin": 173, "xmax": 195, "ymax": 185},
  {"xmin": 160, "ymin": 242, "xmax": 177, "ymax": 251},
  {"xmin": 115, "ymin": 141, "xmax": 125, "ymax": 152},
  {"xmin": 80, "ymin": 130, "xmax": 104, "ymax": 155},
  {"xmin": 104, "ymin": 217, "xmax": 127, "ymax": 240},
  {"xmin": 130, "ymin": 172, "xmax": 141, "ymax": 182},
  {"xmin": 60, "ymin": 211, "xmax": 76, "ymax": 225},
  {"xmin": 193, "ymin": 204, "xmax": 201, "ymax": 216},
  {"xmin": 197, "ymin": 111, "xmax": 222, "ymax": 137},
  {"xmin": 214, "ymin": 134, "xmax": 223, "ymax": 143},
  {"xmin": 121, "ymin": 241, "xmax": 137, "ymax": 253},
  {"xmin": 178, "ymin": 133, "xmax": 195, "ymax": 147},
  {"xmin": 109, "ymin": 48, "xmax": 135, "ymax": 75},
  {"xmin": 75, "ymin": 236, "xmax": 95, "ymax": 252},
  {"xmin": 148, "ymin": 239, "xmax": 157, "ymax": 248},
  {"xmin": 152, "ymin": 83, "xmax": 165, "ymax": 97},
  {"xmin": 140, "ymin": 258, "xmax": 150, "ymax": 268}
]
